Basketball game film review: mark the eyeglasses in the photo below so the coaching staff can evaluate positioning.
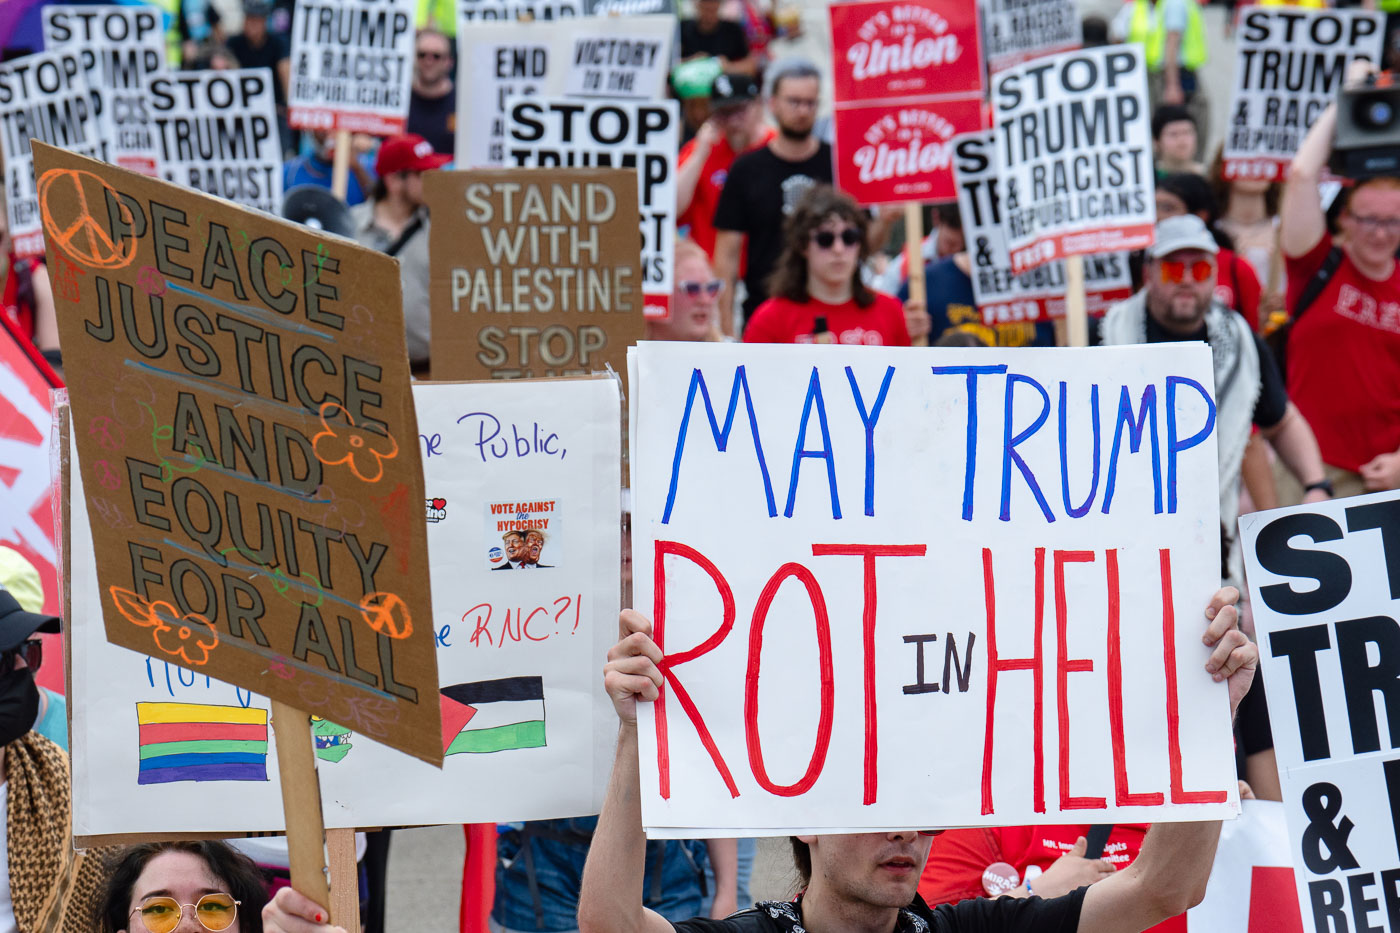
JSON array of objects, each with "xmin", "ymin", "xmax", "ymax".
[
  {"xmin": 417, "ymin": 50, "xmax": 446, "ymax": 60},
  {"xmin": 812, "ymin": 228, "xmax": 861, "ymax": 250},
  {"xmin": 0, "ymin": 639, "xmax": 41, "ymax": 676},
  {"xmin": 1157, "ymin": 258, "xmax": 1214, "ymax": 284},
  {"xmin": 1350, "ymin": 213, "xmax": 1400, "ymax": 233},
  {"xmin": 130, "ymin": 894, "xmax": 240, "ymax": 933},
  {"xmin": 678, "ymin": 279, "xmax": 724, "ymax": 298}
]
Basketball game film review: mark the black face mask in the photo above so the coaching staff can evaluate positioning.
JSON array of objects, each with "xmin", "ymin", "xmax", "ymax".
[{"xmin": 0, "ymin": 668, "xmax": 39, "ymax": 747}]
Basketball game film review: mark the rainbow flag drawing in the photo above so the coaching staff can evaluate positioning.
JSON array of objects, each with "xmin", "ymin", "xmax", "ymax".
[{"xmin": 136, "ymin": 702, "xmax": 270, "ymax": 785}]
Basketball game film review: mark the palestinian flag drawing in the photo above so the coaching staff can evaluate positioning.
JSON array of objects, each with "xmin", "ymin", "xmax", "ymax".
[
  {"xmin": 136, "ymin": 702, "xmax": 269, "ymax": 784},
  {"xmin": 439, "ymin": 676, "xmax": 546, "ymax": 756}
]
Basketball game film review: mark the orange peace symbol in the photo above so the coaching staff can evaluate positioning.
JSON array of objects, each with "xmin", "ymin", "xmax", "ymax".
[
  {"xmin": 37, "ymin": 168, "xmax": 138, "ymax": 270},
  {"xmin": 359, "ymin": 591, "xmax": 412, "ymax": 640}
]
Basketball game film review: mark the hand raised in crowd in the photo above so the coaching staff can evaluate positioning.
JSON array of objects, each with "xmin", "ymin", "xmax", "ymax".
[
  {"xmin": 903, "ymin": 297, "xmax": 930, "ymax": 340},
  {"xmin": 262, "ymin": 887, "xmax": 347, "ymax": 933},
  {"xmin": 1020, "ymin": 836, "xmax": 1116, "ymax": 899},
  {"xmin": 1202, "ymin": 585, "xmax": 1256, "ymax": 717},
  {"xmin": 604, "ymin": 609, "xmax": 665, "ymax": 726},
  {"xmin": 1361, "ymin": 451, "xmax": 1400, "ymax": 491}
]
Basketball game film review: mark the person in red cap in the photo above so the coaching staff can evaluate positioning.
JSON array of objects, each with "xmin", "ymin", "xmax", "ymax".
[{"xmin": 351, "ymin": 133, "xmax": 451, "ymax": 375}]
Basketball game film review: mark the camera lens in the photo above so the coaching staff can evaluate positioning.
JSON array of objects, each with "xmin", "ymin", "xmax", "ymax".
[{"xmin": 1367, "ymin": 100, "xmax": 1394, "ymax": 127}]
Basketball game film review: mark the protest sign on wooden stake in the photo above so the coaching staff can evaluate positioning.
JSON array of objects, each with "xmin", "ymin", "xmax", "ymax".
[
  {"xmin": 982, "ymin": 0, "xmax": 1081, "ymax": 74},
  {"xmin": 289, "ymin": 0, "xmax": 416, "ymax": 135}
]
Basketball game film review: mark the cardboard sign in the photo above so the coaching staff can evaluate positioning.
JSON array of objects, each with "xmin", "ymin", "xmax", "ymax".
[
  {"xmin": 982, "ymin": 0, "xmax": 1081, "ymax": 74},
  {"xmin": 954, "ymin": 132, "xmax": 1133, "ymax": 325},
  {"xmin": 1239, "ymin": 491, "xmax": 1400, "ymax": 933},
  {"xmin": 149, "ymin": 69, "xmax": 283, "ymax": 214},
  {"xmin": 427, "ymin": 168, "xmax": 643, "ymax": 382},
  {"xmin": 992, "ymin": 46, "xmax": 1154, "ymax": 274},
  {"xmin": 35, "ymin": 143, "xmax": 442, "ymax": 765},
  {"xmin": 501, "ymin": 97, "xmax": 678, "ymax": 319},
  {"xmin": 455, "ymin": 16, "xmax": 674, "ymax": 168},
  {"xmin": 1223, "ymin": 8, "xmax": 1383, "ymax": 182},
  {"xmin": 630, "ymin": 342, "xmax": 1236, "ymax": 836},
  {"xmin": 829, "ymin": 0, "xmax": 986, "ymax": 206},
  {"xmin": 43, "ymin": 4, "xmax": 166, "ymax": 176},
  {"xmin": 69, "ymin": 377, "xmax": 621, "ymax": 838},
  {"xmin": 0, "ymin": 50, "xmax": 98, "ymax": 258},
  {"xmin": 460, "ymin": 0, "xmax": 584, "ymax": 21},
  {"xmin": 288, "ymin": 0, "xmax": 416, "ymax": 135}
]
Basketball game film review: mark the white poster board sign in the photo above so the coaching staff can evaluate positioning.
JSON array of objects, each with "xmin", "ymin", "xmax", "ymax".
[
  {"xmin": 992, "ymin": 45, "xmax": 1154, "ymax": 274},
  {"xmin": 288, "ymin": 0, "xmax": 416, "ymax": 135},
  {"xmin": 456, "ymin": 16, "xmax": 674, "ymax": 168},
  {"xmin": 70, "ymin": 378, "xmax": 620, "ymax": 838},
  {"xmin": 1240, "ymin": 492, "xmax": 1400, "ymax": 933},
  {"xmin": 1222, "ymin": 8, "xmax": 1383, "ymax": 182},
  {"xmin": 981, "ymin": 0, "xmax": 1081, "ymax": 73},
  {"xmin": 503, "ymin": 97, "xmax": 678, "ymax": 320},
  {"xmin": 460, "ymin": 0, "xmax": 585, "ymax": 20},
  {"xmin": 43, "ymin": 4, "xmax": 166, "ymax": 176},
  {"xmin": 630, "ymin": 342, "xmax": 1236, "ymax": 837},
  {"xmin": 149, "ymin": 69, "xmax": 283, "ymax": 214},
  {"xmin": 0, "ymin": 49, "xmax": 98, "ymax": 258},
  {"xmin": 1186, "ymin": 801, "xmax": 1304, "ymax": 932}
]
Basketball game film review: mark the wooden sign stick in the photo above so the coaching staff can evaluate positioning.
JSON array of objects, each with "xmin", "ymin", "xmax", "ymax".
[
  {"xmin": 271, "ymin": 700, "xmax": 331, "ymax": 914},
  {"xmin": 327, "ymin": 828, "xmax": 362, "ymax": 931},
  {"xmin": 1065, "ymin": 253, "xmax": 1088, "ymax": 348},
  {"xmin": 331, "ymin": 128, "xmax": 352, "ymax": 201},
  {"xmin": 904, "ymin": 203, "xmax": 928, "ymax": 347}
]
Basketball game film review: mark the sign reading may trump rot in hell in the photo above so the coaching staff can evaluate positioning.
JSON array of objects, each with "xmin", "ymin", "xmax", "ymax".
[{"xmin": 34, "ymin": 142, "xmax": 443, "ymax": 765}]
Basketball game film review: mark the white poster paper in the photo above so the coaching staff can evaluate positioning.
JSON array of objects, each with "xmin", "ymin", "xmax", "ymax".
[
  {"xmin": 460, "ymin": 0, "xmax": 585, "ymax": 21},
  {"xmin": 1222, "ymin": 8, "xmax": 1383, "ymax": 182},
  {"xmin": 992, "ymin": 45, "xmax": 1154, "ymax": 274},
  {"xmin": 954, "ymin": 132, "xmax": 1132, "ymax": 326},
  {"xmin": 1240, "ymin": 492, "xmax": 1400, "ymax": 933},
  {"xmin": 288, "ymin": 0, "xmax": 416, "ymax": 135},
  {"xmin": 0, "ymin": 49, "xmax": 98, "ymax": 258},
  {"xmin": 43, "ymin": 5, "xmax": 166, "ymax": 176},
  {"xmin": 503, "ymin": 96, "xmax": 678, "ymax": 320},
  {"xmin": 981, "ymin": 0, "xmax": 1081, "ymax": 74},
  {"xmin": 456, "ymin": 16, "xmax": 674, "ymax": 168},
  {"xmin": 630, "ymin": 342, "xmax": 1236, "ymax": 836},
  {"xmin": 69, "ymin": 378, "xmax": 620, "ymax": 838},
  {"xmin": 1186, "ymin": 800, "xmax": 1304, "ymax": 932},
  {"xmin": 149, "ymin": 69, "xmax": 283, "ymax": 214}
]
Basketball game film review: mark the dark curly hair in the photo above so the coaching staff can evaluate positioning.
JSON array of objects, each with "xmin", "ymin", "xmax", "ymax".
[
  {"xmin": 100, "ymin": 841, "xmax": 268, "ymax": 933},
  {"xmin": 764, "ymin": 185, "xmax": 875, "ymax": 307}
]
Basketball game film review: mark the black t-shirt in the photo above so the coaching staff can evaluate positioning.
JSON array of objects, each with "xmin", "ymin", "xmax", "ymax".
[
  {"xmin": 227, "ymin": 33, "xmax": 289, "ymax": 105},
  {"xmin": 408, "ymin": 86, "xmax": 457, "ymax": 156},
  {"xmin": 712, "ymin": 142, "xmax": 834, "ymax": 322},
  {"xmin": 680, "ymin": 19, "xmax": 750, "ymax": 61},
  {"xmin": 673, "ymin": 891, "xmax": 1085, "ymax": 933}
]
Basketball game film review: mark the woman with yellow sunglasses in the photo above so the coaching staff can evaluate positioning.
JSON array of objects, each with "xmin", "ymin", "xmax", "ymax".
[{"xmin": 100, "ymin": 841, "xmax": 269, "ymax": 933}]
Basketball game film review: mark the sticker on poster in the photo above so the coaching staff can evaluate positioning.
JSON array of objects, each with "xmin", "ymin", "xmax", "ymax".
[{"xmin": 485, "ymin": 498, "xmax": 560, "ymax": 570}]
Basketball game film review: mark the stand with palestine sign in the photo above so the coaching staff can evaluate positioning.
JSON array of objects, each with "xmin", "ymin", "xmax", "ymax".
[{"xmin": 991, "ymin": 45, "xmax": 1154, "ymax": 345}]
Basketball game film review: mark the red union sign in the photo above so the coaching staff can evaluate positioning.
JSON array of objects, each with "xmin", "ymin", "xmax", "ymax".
[
  {"xmin": 833, "ymin": 98, "xmax": 985, "ymax": 205},
  {"xmin": 830, "ymin": 0, "xmax": 983, "ymax": 104}
]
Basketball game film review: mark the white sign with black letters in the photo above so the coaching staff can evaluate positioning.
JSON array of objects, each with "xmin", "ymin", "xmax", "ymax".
[
  {"xmin": 459, "ymin": 0, "xmax": 584, "ymax": 21},
  {"xmin": 150, "ymin": 69, "xmax": 283, "ymax": 214},
  {"xmin": 992, "ymin": 45, "xmax": 1154, "ymax": 274},
  {"xmin": 1240, "ymin": 492, "xmax": 1400, "ymax": 933},
  {"xmin": 503, "ymin": 96, "xmax": 677, "ymax": 320},
  {"xmin": 43, "ymin": 5, "xmax": 166, "ymax": 176},
  {"xmin": 288, "ymin": 0, "xmax": 416, "ymax": 135},
  {"xmin": 981, "ymin": 0, "xmax": 1081, "ymax": 73}
]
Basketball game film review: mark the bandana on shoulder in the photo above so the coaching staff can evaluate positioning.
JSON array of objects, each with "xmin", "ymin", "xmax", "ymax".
[{"xmin": 755, "ymin": 898, "xmax": 931, "ymax": 933}]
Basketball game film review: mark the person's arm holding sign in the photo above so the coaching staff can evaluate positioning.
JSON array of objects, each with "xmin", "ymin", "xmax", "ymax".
[{"xmin": 713, "ymin": 230, "xmax": 744, "ymax": 337}]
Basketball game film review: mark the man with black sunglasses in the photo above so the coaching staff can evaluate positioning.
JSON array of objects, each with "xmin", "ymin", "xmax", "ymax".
[
  {"xmin": 408, "ymin": 28, "xmax": 456, "ymax": 156},
  {"xmin": 1096, "ymin": 214, "xmax": 1329, "ymax": 587}
]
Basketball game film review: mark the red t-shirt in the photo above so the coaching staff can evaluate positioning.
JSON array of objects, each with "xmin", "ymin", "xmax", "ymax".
[
  {"xmin": 742, "ymin": 293, "xmax": 911, "ymax": 346},
  {"xmin": 677, "ymin": 126, "xmax": 775, "ymax": 263},
  {"xmin": 1285, "ymin": 235, "xmax": 1400, "ymax": 472},
  {"xmin": 918, "ymin": 825, "xmax": 1183, "ymax": 933},
  {"xmin": 1214, "ymin": 247, "xmax": 1261, "ymax": 331}
]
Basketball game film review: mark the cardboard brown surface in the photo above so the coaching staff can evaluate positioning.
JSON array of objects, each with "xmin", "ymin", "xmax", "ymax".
[
  {"xmin": 427, "ymin": 168, "xmax": 643, "ymax": 386},
  {"xmin": 36, "ymin": 143, "xmax": 442, "ymax": 766}
]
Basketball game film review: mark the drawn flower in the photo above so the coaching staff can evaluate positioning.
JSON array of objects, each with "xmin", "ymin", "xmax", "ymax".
[
  {"xmin": 312, "ymin": 401, "xmax": 400, "ymax": 484},
  {"xmin": 152, "ymin": 613, "xmax": 220, "ymax": 667},
  {"xmin": 109, "ymin": 586, "xmax": 176, "ymax": 630}
]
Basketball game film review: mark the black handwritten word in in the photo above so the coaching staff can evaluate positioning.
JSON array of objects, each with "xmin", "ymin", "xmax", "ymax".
[
  {"xmin": 902, "ymin": 632, "xmax": 976, "ymax": 695},
  {"xmin": 464, "ymin": 595, "xmax": 582, "ymax": 647},
  {"xmin": 455, "ymin": 411, "xmax": 566, "ymax": 463}
]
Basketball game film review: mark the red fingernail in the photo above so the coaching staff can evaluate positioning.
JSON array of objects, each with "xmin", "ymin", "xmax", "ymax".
[{"xmin": 316, "ymin": 913, "xmax": 324, "ymax": 923}]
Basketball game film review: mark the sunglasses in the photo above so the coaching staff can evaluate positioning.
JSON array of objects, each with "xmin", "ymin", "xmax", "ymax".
[
  {"xmin": 0, "ymin": 639, "xmax": 41, "ymax": 677},
  {"xmin": 678, "ymin": 279, "xmax": 724, "ymax": 298},
  {"xmin": 917, "ymin": 830, "xmax": 945, "ymax": 837},
  {"xmin": 1157, "ymin": 259, "xmax": 1214, "ymax": 284},
  {"xmin": 130, "ymin": 894, "xmax": 240, "ymax": 933},
  {"xmin": 812, "ymin": 228, "xmax": 861, "ymax": 250}
]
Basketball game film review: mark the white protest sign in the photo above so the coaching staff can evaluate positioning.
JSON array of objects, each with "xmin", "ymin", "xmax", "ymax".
[
  {"xmin": 43, "ymin": 5, "xmax": 166, "ymax": 176},
  {"xmin": 503, "ymin": 97, "xmax": 678, "ymax": 320},
  {"xmin": 69, "ymin": 377, "xmax": 620, "ymax": 838},
  {"xmin": 0, "ymin": 49, "xmax": 97, "ymax": 258},
  {"xmin": 1223, "ymin": 8, "xmax": 1383, "ymax": 182},
  {"xmin": 149, "ymin": 69, "xmax": 283, "ymax": 214},
  {"xmin": 992, "ymin": 45, "xmax": 1154, "ymax": 274},
  {"xmin": 1186, "ymin": 801, "xmax": 1304, "ymax": 932},
  {"xmin": 981, "ymin": 0, "xmax": 1081, "ymax": 73},
  {"xmin": 630, "ymin": 342, "xmax": 1236, "ymax": 836},
  {"xmin": 955, "ymin": 132, "xmax": 1132, "ymax": 326},
  {"xmin": 1240, "ymin": 491, "xmax": 1400, "ymax": 933},
  {"xmin": 585, "ymin": 0, "xmax": 676, "ymax": 13},
  {"xmin": 456, "ymin": 15, "xmax": 674, "ymax": 168},
  {"xmin": 288, "ymin": 0, "xmax": 416, "ymax": 134},
  {"xmin": 460, "ymin": 0, "xmax": 585, "ymax": 21}
]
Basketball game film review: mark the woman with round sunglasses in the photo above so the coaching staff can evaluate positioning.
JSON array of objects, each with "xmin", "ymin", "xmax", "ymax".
[
  {"xmin": 650, "ymin": 241, "xmax": 726, "ymax": 343},
  {"xmin": 101, "ymin": 841, "xmax": 267, "ymax": 933},
  {"xmin": 742, "ymin": 186, "xmax": 915, "ymax": 346}
]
